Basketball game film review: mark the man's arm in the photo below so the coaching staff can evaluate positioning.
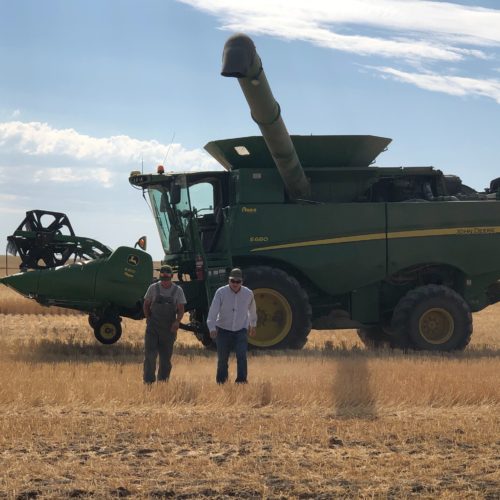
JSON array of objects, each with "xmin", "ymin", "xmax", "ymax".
[
  {"xmin": 206, "ymin": 288, "xmax": 222, "ymax": 339},
  {"xmin": 143, "ymin": 298, "xmax": 152, "ymax": 319},
  {"xmin": 248, "ymin": 293, "xmax": 257, "ymax": 337},
  {"xmin": 143, "ymin": 284, "xmax": 155, "ymax": 319},
  {"xmin": 171, "ymin": 303, "xmax": 185, "ymax": 333}
]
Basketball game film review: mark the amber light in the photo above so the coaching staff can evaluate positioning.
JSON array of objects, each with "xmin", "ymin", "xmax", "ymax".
[{"xmin": 157, "ymin": 165, "xmax": 165, "ymax": 174}]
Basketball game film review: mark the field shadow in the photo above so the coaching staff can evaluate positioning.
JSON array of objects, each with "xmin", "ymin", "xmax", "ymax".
[
  {"xmin": 2, "ymin": 338, "xmax": 499, "ymax": 364},
  {"xmin": 249, "ymin": 344, "xmax": 500, "ymax": 360},
  {"xmin": 0, "ymin": 338, "xmax": 215, "ymax": 364},
  {"xmin": 331, "ymin": 353, "xmax": 377, "ymax": 419}
]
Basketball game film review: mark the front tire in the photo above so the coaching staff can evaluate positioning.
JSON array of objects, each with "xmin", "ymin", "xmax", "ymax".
[
  {"xmin": 391, "ymin": 285, "xmax": 472, "ymax": 351},
  {"xmin": 243, "ymin": 266, "xmax": 311, "ymax": 349},
  {"xmin": 93, "ymin": 317, "xmax": 122, "ymax": 345},
  {"xmin": 88, "ymin": 313, "xmax": 99, "ymax": 329}
]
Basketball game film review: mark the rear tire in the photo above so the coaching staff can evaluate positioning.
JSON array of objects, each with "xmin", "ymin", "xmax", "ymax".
[
  {"xmin": 93, "ymin": 317, "xmax": 122, "ymax": 345},
  {"xmin": 243, "ymin": 266, "xmax": 311, "ymax": 349},
  {"xmin": 391, "ymin": 285, "xmax": 472, "ymax": 351}
]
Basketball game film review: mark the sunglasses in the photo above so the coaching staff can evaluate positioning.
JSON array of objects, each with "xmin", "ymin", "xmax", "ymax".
[{"xmin": 230, "ymin": 279, "xmax": 242, "ymax": 284}]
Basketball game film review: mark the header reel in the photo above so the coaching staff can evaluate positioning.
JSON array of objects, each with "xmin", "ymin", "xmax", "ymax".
[{"xmin": 7, "ymin": 210, "xmax": 112, "ymax": 270}]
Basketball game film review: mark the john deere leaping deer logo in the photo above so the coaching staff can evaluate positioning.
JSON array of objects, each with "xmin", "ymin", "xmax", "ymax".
[{"xmin": 127, "ymin": 255, "xmax": 139, "ymax": 266}]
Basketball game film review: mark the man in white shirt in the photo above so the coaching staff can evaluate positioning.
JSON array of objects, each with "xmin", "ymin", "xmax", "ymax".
[{"xmin": 207, "ymin": 268, "xmax": 257, "ymax": 384}]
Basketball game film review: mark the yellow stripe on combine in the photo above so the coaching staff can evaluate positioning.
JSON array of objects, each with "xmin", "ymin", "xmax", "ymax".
[
  {"xmin": 251, "ymin": 226, "xmax": 500, "ymax": 252},
  {"xmin": 388, "ymin": 227, "xmax": 500, "ymax": 239}
]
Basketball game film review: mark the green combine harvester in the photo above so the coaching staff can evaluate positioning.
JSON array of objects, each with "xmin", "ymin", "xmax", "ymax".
[{"xmin": 2, "ymin": 33, "xmax": 500, "ymax": 351}]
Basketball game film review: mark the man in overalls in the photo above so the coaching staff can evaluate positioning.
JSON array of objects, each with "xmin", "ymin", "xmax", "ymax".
[{"xmin": 143, "ymin": 265, "xmax": 186, "ymax": 383}]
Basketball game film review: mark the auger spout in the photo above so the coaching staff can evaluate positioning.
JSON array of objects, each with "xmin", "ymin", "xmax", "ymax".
[{"xmin": 221, "ymin": 33, "xmax": 311, "ymax": 200}]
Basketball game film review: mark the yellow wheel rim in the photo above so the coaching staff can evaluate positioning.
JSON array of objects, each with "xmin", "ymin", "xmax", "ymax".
[
  {"xmin": 100, "ymin": 323, "xmax": 117, "ymax": 341},
  {"xmin": 251, "ymin": 288, "xmax": 292, "ymax": 347},
  {"xmin": 418, "ymin": 308, "xmax": 454, "ymax": 344}
]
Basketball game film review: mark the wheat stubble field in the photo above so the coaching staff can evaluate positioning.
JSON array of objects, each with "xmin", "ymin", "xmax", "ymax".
[{"xmin": 0, "ymin": 262, "xmax": 499, "ymax": 498}]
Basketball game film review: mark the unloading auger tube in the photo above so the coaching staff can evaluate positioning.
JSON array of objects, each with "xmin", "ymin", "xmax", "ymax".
[{"xmin": 221, "ymin": 33, "xmax": 311, "ymax": 200}]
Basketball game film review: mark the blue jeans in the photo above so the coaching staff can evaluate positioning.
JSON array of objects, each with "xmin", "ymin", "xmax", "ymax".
[{"xmin": 215, "ymin": 327, "xmax": 248, "ymax": 384}]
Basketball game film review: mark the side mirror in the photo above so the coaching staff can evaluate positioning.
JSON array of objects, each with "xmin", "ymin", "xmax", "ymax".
[
  {"xmin": 135, "ymin": 236, "xmax": 147, "ymax": 251},
  {"xmin": 170, "ymin": 184, "xmax": 181, "ymax": 205}
]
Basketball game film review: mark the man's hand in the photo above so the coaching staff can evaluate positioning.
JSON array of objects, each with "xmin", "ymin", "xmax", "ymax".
[
  {"xmin": 210, "ymin": 330, "xmax": 217, "ymax": 339},
  {"xmin": 143, "ymin": 299, "xmax": 152, "ymax": 320},
  {"xmin": 249, "ymin": 326, "xmax": 256, "ymax": 337},
  {"xmin": 171, "ymin": 320, "xmax": 180, "ymax": 333}
]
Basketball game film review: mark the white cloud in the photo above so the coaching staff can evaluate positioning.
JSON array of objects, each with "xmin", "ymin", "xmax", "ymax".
[
  {"xmin": 11, "ymin": 109, "xmax": 21, "ymax": 118},
  {"xmin": 0, "ymin": 194, "xmax": 18, "ymax": 202},
  {"xmin": 0, "ymin": 121, "xmax": 220, "ymax": 186},
  {"xmin": 0, "ymin": 194, "xmax": 25, "ymax": 215},
  {"xmin": 181, "ymin": 0, "xmax": 500, "ymax": 62},
  {"xmin": 0, "ymin": 205, "xmax": 25, "ymax": 215},
  {"xmin": 372, "ymin": 66, "xmax": 500, "ymax": 103},
  {"xmin": 33, "ymin": 167, "xmax": 115, "ymax": 188},
  {"xmin": 180, "ymin": 0, "xmax": 500, "ymax": 103}
]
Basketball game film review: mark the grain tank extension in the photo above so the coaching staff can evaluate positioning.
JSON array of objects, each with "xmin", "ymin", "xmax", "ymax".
[{"xmin": 129, "ymin": 33, "xmax": 500, "ymax": 351}]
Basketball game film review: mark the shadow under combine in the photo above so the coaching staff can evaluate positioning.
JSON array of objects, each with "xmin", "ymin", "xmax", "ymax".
[{"xmin": 1, "ymin": 339, "xmax": 214, "ymax": 364}]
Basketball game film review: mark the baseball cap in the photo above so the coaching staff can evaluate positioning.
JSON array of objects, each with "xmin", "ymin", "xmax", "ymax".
[
  {"xmin": 159, "ymin": 265, "xmax": 173, "ymax": 280},
  {"xmin": 229, "ymin": 268, "xmax": 243, "ymax": 280}
]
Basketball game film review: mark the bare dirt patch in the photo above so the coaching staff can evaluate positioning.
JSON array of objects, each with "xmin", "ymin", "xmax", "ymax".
[{"xmin": 1, "ymin": 405, "xmax": 498, "ymax": 498}]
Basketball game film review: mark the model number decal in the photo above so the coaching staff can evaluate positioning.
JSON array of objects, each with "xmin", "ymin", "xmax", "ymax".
[
  {"xmin": 250, "ymin": 236, "xmax": 269, "ymax": 242},
  {"xmin": 456, "ymin": 227, "xmax": 496, "ymax": 235},
  {"xmin": 242, "ymin": 207, "xmax": 257, "ymax": 213}
]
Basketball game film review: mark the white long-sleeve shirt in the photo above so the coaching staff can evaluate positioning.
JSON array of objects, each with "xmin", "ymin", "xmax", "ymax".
[{"xmin": 206, "ymin": 284, "xmax": 257, "ymax": 332}]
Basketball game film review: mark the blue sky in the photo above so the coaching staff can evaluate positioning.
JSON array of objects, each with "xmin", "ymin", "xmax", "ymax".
[{"xmin": 1, "ymin": 0, "xmax": 499, "ymax": 260}]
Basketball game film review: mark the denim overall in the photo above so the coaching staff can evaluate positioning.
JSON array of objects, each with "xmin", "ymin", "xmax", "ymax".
[{"xmin": 143, "ymin": 283, "xmax": 178, "ymax": 383}]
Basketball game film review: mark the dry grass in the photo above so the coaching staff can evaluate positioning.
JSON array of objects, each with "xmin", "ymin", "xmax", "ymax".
[
  {"xmin": 1, "ymin": 256, "xmax": 79, "ymax": 315},
  {"xmin": 0, "ymin": 254, "xmax": 22, "ymax": 277},
  {"xmin": 1, "ymin": 257, "xmax": 499, "ymax": 498},
  {"xmin": 0, "ymin": 286, "xmax": 78, "ymax": 315},
  {"xmin": 0, "ymin": 308, "xmax": 499, "ymax": 498}
]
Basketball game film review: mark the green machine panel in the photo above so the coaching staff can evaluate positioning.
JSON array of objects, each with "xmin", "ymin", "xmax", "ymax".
[
  {"xmin": 230, "ymin": 202, "xmax": 387, "ymax": 295},
  {"xmin": 234, "ymin": 169, "xmax": 285, "ymax": 204},
  {"xmin": 387, "ymin": 201, "xmax": 500, "ymax": 276}
]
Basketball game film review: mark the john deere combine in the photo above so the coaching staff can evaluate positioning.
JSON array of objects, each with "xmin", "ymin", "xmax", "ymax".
[{"xmin": 2, "ymin": 34, "xmax": 499, "ymax": 350}]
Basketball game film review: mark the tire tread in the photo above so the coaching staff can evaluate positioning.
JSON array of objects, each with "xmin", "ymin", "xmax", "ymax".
[{"xmin": 391, "ymin": 284, "xmax": 472, "ymax": 351}]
